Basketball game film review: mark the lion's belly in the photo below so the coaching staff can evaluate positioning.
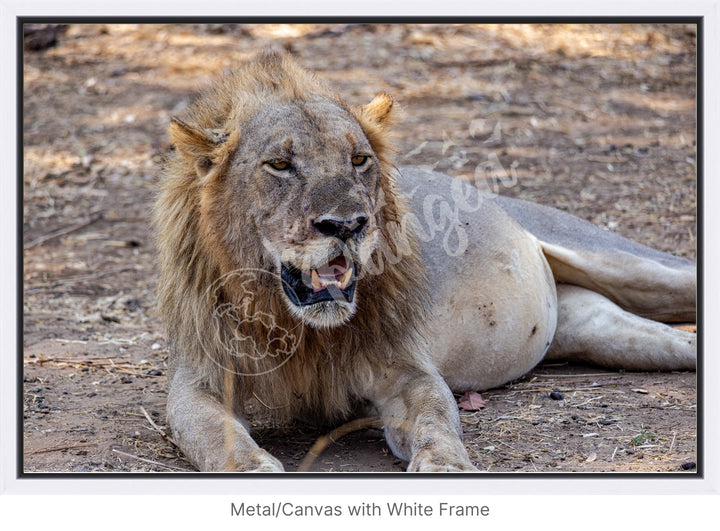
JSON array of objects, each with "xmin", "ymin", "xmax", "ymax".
[
  {"xmin": 397, "ymin": 167, "xmax": 558, "ymax": 391},
  {"xmin": 424, "ymin": 234, "xmax": 557, "ymax": 392}
]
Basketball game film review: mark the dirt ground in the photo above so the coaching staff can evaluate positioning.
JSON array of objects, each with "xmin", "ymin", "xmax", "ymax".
[{"xmin": 22, "ymin": 23, "xmax": 698, "ymax": 474}]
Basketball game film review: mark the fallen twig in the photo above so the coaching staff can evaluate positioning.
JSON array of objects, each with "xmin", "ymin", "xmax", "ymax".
[
  {"xmin": 535, "ymin": 373, "xmax": 616, "ymax": 378},
  {"xmin": 26, "ymin": 266, "xmax": 136, "ymax": 290},
  {"xmin": 139, "ymin": 406, "xmax": 178, "ymax": 447},
  {"xmin": 252, "ymin": 392, "xmax": 289, "ymax": 411},
  {"xmin": 23, "ymin": 355, "xmax": 160, "ymax": 378},
  {"xmin": 25, "ymin": 211, "xmax": 103, "ymax": 250},
  {"xmin": 26, "ymin": 355, "xmax": 129, "ymax": 363},
  {"xmin": 112, "ymin": 448, "xmax": 191, "ymax": 472},
  {"xmin": 24, "ymin": 440, "xmax": 99, "ymax": 455}
]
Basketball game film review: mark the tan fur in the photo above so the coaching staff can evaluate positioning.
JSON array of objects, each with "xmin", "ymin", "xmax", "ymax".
[{"xmin": 154, "ymin": 52, "xmax": 695, "ymax": 472}]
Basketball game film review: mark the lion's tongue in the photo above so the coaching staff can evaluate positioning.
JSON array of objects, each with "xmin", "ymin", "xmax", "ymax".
[{"xmin": 307, "ymin": 257, "xmax": 351, "ymax": 292}]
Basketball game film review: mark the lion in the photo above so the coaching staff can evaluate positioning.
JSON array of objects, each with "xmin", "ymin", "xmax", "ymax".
[{"xmin": 153, "ymin": 52, "xmax": 696, "ymax": 472}]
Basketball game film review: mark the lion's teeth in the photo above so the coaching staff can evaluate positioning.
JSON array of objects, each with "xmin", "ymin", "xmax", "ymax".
[
  {"xmin": 311, "ymin": 269, "xmax": 322, "ymax": 292},
  {"xmin": 309, "ymin": 261, "xmax": 353, "ymax": 292},
  {"xmin": 339, "ymin": 267, "xmax": 353, "ymax": 289}
]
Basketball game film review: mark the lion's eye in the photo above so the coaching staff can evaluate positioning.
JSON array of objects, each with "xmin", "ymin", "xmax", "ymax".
[
  {"xmin": 351, "ymin": 155, "xmax": 369, "ymax": 167},
  {"xmin": 267, "ymin": 160, "xmax": 290, "ymax": 171}
]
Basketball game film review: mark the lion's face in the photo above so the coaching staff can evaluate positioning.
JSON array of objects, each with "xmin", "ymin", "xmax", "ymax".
[
  {"xmin": 169, "ymin": 73, "xmax": 395, "ymax": 330},
  {"xmin": 223, "ymin": 97, "xmax": 387, "ymax": 328}
]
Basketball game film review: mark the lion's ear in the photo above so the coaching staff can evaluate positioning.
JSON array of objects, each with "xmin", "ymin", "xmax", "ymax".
[
  {"xmin": 361, "ymin": 92, "xmax": 394, "ymax": 125},
  {"xmin": 169, "ymin": 117, "xmax": 227, "ymax": 179}
]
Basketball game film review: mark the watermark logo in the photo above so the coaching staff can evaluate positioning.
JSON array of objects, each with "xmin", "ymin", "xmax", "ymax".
[
  {"xmin": 196, "ymin": 268, "xmax": 302, "ymax": 376},
  {"xmin": 395, "ymin": 120, "xmax": 519, "ymax": 257}
]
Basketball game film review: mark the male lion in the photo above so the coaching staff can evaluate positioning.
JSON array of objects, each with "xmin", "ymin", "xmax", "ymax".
[{"xmin": 154, "ymin": 52, "xmax": 696, "ymax": 472}]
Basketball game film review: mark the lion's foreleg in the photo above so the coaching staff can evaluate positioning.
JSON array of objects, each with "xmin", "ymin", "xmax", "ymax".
[
  {"xmin": 166, "ymin": 363, "xmax": 284, "ymax": 472},
  {"xmin": 546, "ymin": 284, "xmax": 696, "ymax": 370},
  {"xmin": 370, "ymin": 368, "xmax": 477, "ymax": 472}
]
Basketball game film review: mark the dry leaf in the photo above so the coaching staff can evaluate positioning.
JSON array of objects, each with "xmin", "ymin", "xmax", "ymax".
[{"xmin": 458, "ymin": 390, "xmax": 486, "ymax": 411}]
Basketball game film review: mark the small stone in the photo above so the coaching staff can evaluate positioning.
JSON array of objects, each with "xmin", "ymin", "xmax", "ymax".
[
  {"xmin": 122, "ymin": 298, "xmax": 141, "ymax": 312},
  {"xmin": 681, "ymin": 462, "xmax": 696, "ymax": 470},
  {"xmin": 549, "ymin": 391, "xmax": 564, "ymax": 400}
]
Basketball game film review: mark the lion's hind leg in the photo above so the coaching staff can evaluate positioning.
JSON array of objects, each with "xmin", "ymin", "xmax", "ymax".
[
  {"xmin": 540, "ymin": 241, "xmax": 696, "ymax": 323},
  {"xmin": 546, "ymin": 284, "xmax": 696, "ymax": 370},
  {"xmin": 491, "ymin": 194, "xmax": 696, "ymax": 323}
]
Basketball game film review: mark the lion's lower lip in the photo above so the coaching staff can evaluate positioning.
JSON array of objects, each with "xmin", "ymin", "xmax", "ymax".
[{"xmin": 281, "ymin": 258, "xmax": 356, "ymax": 307}]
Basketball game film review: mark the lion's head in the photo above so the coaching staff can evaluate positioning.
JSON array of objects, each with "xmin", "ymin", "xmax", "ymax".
[{"xmin": 162, "ymin": 52, "xmax": 408, "ymax": 330}]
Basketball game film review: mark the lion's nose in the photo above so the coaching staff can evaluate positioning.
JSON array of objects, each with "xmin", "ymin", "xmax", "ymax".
[{"xmin": 312, "ymin": 214, "xmax": 368, "ymax": 241}]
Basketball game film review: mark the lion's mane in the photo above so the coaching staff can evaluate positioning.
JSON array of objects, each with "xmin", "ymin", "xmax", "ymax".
[{"xmin": 154, "ymin": 52, "xmax": 431, "ymax": 424}]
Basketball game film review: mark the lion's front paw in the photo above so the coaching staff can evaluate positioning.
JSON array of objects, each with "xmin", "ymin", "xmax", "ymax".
[
  {"xmin": 225, "ymin": 448, "xmax": 285, "ymax": 472},
  {"xmin": 408, "ymin": 450, "xmax": 478, "ymax": 472}
]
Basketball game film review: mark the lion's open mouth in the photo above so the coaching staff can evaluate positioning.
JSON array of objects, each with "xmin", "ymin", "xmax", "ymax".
[{"xmin": 281, "ymin": 256, "xmax": 356, "ymax": 307}]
